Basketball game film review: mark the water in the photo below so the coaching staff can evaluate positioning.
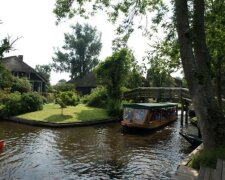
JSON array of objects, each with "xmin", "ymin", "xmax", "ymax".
[{"xmin": 0, "ymin": 119, "xmax": 194, "ymax": 179}]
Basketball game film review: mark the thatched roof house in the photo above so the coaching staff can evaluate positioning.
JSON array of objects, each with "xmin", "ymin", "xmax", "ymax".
[
  {"xmin": 2, "ymin": 55, "xmax": 47, "ymax": 93},
  {"xmin": 68, "ymin": 72, "xmax": 97, "ymax": 95}
]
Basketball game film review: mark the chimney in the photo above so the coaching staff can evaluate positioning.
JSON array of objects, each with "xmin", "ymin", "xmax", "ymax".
[{"xmin": 17, "ymin": 55, "xmax": 23, "ymax": 61}]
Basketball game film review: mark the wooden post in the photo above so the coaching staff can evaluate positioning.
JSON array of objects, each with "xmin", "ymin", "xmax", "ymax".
[
  {"xmin": 185, "ymin": 101, "xmax": 189, "ymax": 123},
  {"xmin": 176, "ymin": 105, "xmax": 178, "ymax": 116},
  {"xmin": 181, "ymin": 100, "xmax": 184, "ymax": 125}
]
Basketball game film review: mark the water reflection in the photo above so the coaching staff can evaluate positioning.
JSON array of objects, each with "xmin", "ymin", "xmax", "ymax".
[{"xmin": 0, "ymin": 120, "xmax": 193, "ymax": 179}]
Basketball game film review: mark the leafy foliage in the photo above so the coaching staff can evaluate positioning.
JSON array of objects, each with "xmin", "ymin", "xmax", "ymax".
[
  {"xmin": 21, "ymin": 92, "xmax": 44, "ymax": 113},
  {"xmin": 189, "ymin": 146, "xmax": 225, "ymax": 170},
  {"xmin": 95, "ymin": 48, "xmax": 132, "ymax": 99},
  {"xmin": 1, "ymin": 92, "xmax": 22, "ymax": 116},
  {"xmin": 35, "ymin": 64, "xmax": 52, "ymax": 84},
  {"xmin": 52, "ymin": 23, "xmax": 102, "ymax": 79},
  {"xmin": 205, "ymin": 0, "xmax": 225, "ymax": 107},
  {"xmin": 81, "ymin": 86, "xmax": 107, "ymax": 107},
  {"xmin": 0, "ymin": 62, "xmax": 13, "ymax": 89},
  {"xmin": 53, "ymin": 0, "xmax": 167, "ymax": 44},
  {"xmin": 11, "ymin": 77, "xmax": 31, "ymax": 93},
  {"xmin": 56, "ymin": 91, "xmax": 79, "ymax": 106},
  {"xmin": 53, "ymin": 80, "xmax": 75, "ymax": 92},
  {"xmin": 95, "ymin": 48, "xmax": 132, "ymax": 116},
  {"xmin": 0, "ymin": 63, "xmax": 31, "ymax": 93},
  {"xmin": 146, "ymin": 60, "xmax": 176, "ymax": 87},
  {"xmin": 106, "ymin": 99, "xmax": 123, "ymax": 117},
  {"xmin": 0, "ymin": 92, "xmax": 44, "ymax": 117},
  {"xmin": 126, "ymin": 61, "xmax": 145, "ymax": 89}
]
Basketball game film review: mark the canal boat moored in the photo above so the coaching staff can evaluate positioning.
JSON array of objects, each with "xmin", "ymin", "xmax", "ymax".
[{"xmin": 121, "ymin": 102, "xmax": 178, "ymax": 131}]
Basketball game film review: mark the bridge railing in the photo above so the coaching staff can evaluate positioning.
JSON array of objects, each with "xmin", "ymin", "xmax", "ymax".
[{"xmin": 123, "ymin": 87, "xmax": 190, "ymax": 102}]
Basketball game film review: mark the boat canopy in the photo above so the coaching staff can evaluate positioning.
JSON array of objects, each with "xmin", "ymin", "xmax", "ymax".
[{"xmin": 123, "ymin": 102, "xmax": 177, "ymax": 110}]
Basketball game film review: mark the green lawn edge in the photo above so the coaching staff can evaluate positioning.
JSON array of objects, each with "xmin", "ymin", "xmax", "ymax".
[{"xmin": 17, "ymin": 104, "xmax": 113, "ymax": 124}]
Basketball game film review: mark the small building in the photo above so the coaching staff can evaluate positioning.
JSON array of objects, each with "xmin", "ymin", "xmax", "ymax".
[
  {"xmin": 2, "ymin": 55, "xmax": 47, "ymax": 93},
  {"xmin": 68, "ymin": 72, "xmax": 97, "ymax": 95}
]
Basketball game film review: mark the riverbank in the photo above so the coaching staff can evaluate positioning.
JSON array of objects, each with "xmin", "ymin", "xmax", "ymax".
[
  {"xmin": 4, "ymin": 104, "xmax": 119, "ymax": 127},
  {"xmin": 171, "ymin": 144, "xmax": 203, "ymax": 179}
]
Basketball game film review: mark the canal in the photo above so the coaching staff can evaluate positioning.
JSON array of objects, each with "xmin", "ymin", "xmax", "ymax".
[{"xmin": 0, "ymin": 119, "xmax": 194, "ymax": 179}]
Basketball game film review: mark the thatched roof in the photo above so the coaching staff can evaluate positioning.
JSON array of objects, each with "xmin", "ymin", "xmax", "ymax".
[
  {"xmin": 68, "ymin": 72, "xmax": 97, "ymax": 87},
  {"xmin": 2, "ymin": 55, "xmax": 47, "ymax": 83},
  {"xmin": 2, "ymin": 55, "xmax": 37, "ymax": 73}
]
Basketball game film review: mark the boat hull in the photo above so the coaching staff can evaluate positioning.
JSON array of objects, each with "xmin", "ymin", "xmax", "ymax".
[
  {"xmin": 121, "ymin": 117, "xmax": 177, "ymax": 131},
  {"xmin": 0, "ymin": 140, "xmax": 5, "ymax": 150},
  {"xmin": 179, "ymin": 132, "xmax": 202, "ymax": 147}
]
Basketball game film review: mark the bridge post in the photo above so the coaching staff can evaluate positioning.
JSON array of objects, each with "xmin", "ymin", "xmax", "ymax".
[
  {"xmin": 181, "ymin": 100, "xmax": 184, "ymax": 125},
  {"xmin": 185, "ymin": 101, "xmax": 189, "ymax": 123}
]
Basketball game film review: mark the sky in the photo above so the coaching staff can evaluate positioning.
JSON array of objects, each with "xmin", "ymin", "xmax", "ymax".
[{"xmin": 0, "ymin": 0, "xmax": 149, "ymax": 85}]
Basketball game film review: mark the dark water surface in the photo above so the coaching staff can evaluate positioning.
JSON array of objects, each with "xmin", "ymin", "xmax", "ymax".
[{"xmin": 0, "ymin": 119, "xmax": 193, "ymax": 180}]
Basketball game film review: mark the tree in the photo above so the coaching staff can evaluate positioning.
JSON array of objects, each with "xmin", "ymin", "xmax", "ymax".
[
  {"xmin": 0, "ymin": 21, "xmax": 20, "ymax": 58},
  {"xmin": 0, "ymin": 63, "xmax": 13, "ymax": 90},
  {"xmin": 175, "ymin": 0, "xmax": 225, "ymax": 148},
  {"xmin": 53, "ymin": 79, "xmax": 75, "ymax": 92},
  {"xmin": 205, "ymin": 0, "xmax": 225, "ymax": 108},
  {"xmin": 126, "ymin": 60, "xmax": 145, "ymax": 89},
  {"xmin": 35, "ymin": 64, "xmax": 51, "ymax": 84},
  {"xmin": 53, "ymin": 0, "xmax": 225, "ymax": 148},
  {"xmin": 52, "ymin": 23, "xmax": 102, "ymax": 79},
  {"xmin": 95, "ymin": 48, "xmax": 132, "ymax": 116},
  {"xmin": 95, "ymin": 48, "xmax": 132, "ymax": 100}
]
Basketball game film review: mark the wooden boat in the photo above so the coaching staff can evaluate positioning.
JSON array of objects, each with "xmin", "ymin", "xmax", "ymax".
[
  {"xmin": 121, "ymin": 102, "xmax": 178, "ymax": 131},
  {"xmin": 0, "ymin": 140, "xmax": 5, "ymax": 150},
  {"xmin": 179, "ymin": 132, "xmax": 203, "ymax": 147}
]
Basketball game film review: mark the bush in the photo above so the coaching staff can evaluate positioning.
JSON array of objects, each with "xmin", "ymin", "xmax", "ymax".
[
  {"xmin": 11, "ymin": 77, "xmax": 31, "ymax": 93},
  {"xmin": 0, "ymin": 90, "xmax": 9, "ymax": 103},
  {"xmin": 21, "ymin": 92, "xmax": 43, "ymax": 113},
  {"xmin": 0, "ymin": 104, "xmax": 6, "ymax": 117},
  {"xmin": 56, "ymin": 91, "xmax": 79, "ymax": 106},
  {"xmin": 107, "ymin": 99, "xmax": 122, "ymax": 117},
  {"xmin": 2, "ymin": 92, "xmax": 22, "ymax": 116},
  {"xmin": 53, "ymin": 83, "xmax": 75, "ymax": 92},
  {"xmin": 82, "ymin": 86, "xmax": 107, "ymax": 107},
  {"xmin": 44, "ymin": 93, "xmax": 55, "ymax": 103},
  {"xmin": 189, "ymin": 146, "xmax": 225, "ymax": 170}
]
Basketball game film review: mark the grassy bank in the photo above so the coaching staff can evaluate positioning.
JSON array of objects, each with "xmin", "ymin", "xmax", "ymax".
[{"xmin": 17, "ymin": 104, "xmax": 112, "ymax": 123}]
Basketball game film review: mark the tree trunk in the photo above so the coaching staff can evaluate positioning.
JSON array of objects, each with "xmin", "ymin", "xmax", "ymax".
[{"xmin": 175, "ymin": 0, "xmax": 225, "ymax": 149}]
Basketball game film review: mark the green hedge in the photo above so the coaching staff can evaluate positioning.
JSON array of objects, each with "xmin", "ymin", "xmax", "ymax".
[
  {"xmin": 0, "ymin": 92, "xmax": 44, "ymax": 117},
  {"xmin": 82, "ymin": 86, "xmax": 107, "ymax": 108}
]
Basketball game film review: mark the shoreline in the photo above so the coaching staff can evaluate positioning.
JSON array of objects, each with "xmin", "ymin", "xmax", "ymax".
[{"xmin": 3, "ymin": 116, "xmax": 120, "ymax": 128}]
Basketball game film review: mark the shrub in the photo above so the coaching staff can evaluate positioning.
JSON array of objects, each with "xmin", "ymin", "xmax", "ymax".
[
  {"xmin": 11, "ymin": 77, "xmax": 31, "ymax": 93},
  {"xmin": 0, "ymin": 104, "xmax": 6, "ymax": 117},
  {"xmin": 107, "ymin": 99, "xmax": 122, "ymax": 117},
  {"xmin": 53, "ymin": 83, "xmax": 75, "ymax": 92},
  {"xmin": 189, "ymin": 146, "xmax": 225, "ymax": 170},
  {"xmin": 82, "ymin": 86, "xmax": 107, "ymax": 107},
  {"xmin": 44, "ymin": 93, "xmax": 55, "ymax": 103},
  {"xmin": 56, "ymin": 91, "xmax": 79, "ymax": 106},
  {"xmin": 21, "ymin": 92, "xmax": 43, "ymax": 113},
  {"xmin": 0, "ymin": 90, "xmax": 9, "ymax": 103},
  {"xmin": 2, "ymin": 92, "xmax": 22, "ymax": 116}
]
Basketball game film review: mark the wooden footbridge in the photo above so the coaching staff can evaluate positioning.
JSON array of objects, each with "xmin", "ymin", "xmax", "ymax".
[{"xmin": 123, "ymin": 87, "xmax": 192, "ymax": 124}]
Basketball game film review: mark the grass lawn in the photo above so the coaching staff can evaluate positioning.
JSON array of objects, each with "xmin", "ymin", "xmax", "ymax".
[{"xmin": 17, "ymin": 104, "xmax": 112, "ymax": 123}]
